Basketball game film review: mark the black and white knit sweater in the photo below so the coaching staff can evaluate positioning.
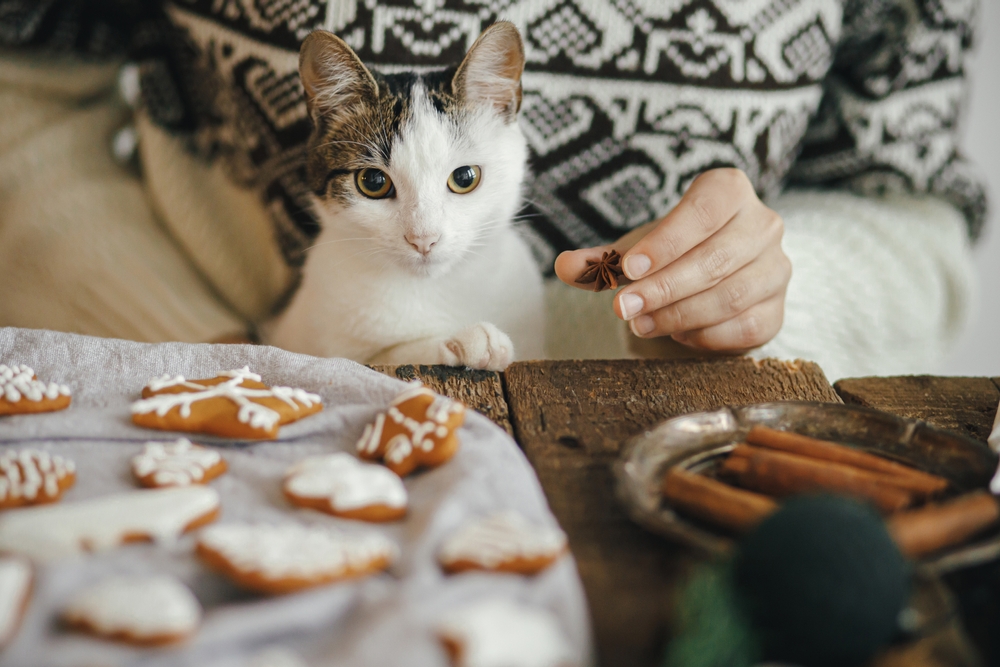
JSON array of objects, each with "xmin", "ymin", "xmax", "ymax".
[{"xmin": 1, "ymin": 0, "xmax": 987, "ymax": 273}]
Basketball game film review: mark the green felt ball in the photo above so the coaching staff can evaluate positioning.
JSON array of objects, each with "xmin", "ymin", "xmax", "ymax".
[
  {"xmin": 733, "ymin": 495, "xmax": 910, "ymax": 667},
  {"xmin": 664, "ymin": 495, "xmax": 910, "ymax": 667}
]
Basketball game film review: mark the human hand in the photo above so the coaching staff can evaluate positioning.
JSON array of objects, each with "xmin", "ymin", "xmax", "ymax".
[{"xmin": 554, "ymin": 169, "xmax": 791, "ymax": 352}]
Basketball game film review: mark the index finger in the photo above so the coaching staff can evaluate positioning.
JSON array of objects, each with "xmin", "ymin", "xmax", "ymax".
[{"xmin": 621, "ymin": 169, "xmax": 749, "ymax": 281}]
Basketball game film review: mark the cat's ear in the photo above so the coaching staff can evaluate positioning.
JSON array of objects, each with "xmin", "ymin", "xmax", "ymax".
[
  {"xmin": 299, "ymin": 30, "xmax": 378, "ymax": 123},
  {"xmin": 452, "ymin": 21, "xmax": 525, "ymax": 121}
]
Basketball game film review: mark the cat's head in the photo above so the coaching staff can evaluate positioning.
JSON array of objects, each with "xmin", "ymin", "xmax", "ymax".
[{"xmin": 299, "ymin": 22, "xmax": 528, "ymax": 277}]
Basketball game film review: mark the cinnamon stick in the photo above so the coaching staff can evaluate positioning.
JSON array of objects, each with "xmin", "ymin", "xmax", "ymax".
[
  {"xmin": 721, "ymin": 444, "xmax": 914, "ymax": 514},
  {"xmin": 887, "ymin": 491, "xmax": 1000, "ymax": 558},
  {"xmin": 746, "ymin": 426, "xmax": 948, "ymax": 497},
  {"xmin": 661, "ymin": 468, "xmax": 778, "ymax": 534}
]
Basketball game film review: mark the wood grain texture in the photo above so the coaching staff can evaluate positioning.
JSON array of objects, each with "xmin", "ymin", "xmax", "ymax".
[
  {"xmin": 835, "ymin": 376, "xmax": 1000, "ymax": 443},
  {"xmin": 369, "ymin": 364, "xmax": 512, "ymax": 435},
  {"xmin": 503, "ymin": 357, "xmax": 840, "ymax": 667}
]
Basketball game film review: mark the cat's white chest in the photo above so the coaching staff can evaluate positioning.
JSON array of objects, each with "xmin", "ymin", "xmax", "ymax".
[{"xmin": 263, "ymin": 227, "xmax": 543, "ymax": 365}]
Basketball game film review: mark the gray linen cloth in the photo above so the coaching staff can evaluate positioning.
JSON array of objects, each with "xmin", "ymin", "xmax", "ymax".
[{"xmin": 0, "ymin": 327, "xmax": 591, "ymax": 667}]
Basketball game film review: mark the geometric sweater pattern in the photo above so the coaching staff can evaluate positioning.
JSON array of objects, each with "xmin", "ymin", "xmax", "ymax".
[{"xmin": 1, "ymin": 0, "xmax": 987, "ymax": 273}]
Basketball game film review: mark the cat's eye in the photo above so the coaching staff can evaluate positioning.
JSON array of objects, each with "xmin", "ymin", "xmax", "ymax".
[
  {"xmin": 355, "ymin": 168, "xmax": 394, "ymax": 199},
  {"xmin": 447, "ymin": 165, "xmax": 481, "ymax": 194}
]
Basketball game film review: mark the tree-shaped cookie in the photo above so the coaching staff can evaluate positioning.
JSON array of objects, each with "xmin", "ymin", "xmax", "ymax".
[
  {"xmin": 130, "ymin": 367, "xmax": 322, "ymax": 439},
  {"xmin": 356, "ymin": 383, "xmax": 465, "ymax": 476}
]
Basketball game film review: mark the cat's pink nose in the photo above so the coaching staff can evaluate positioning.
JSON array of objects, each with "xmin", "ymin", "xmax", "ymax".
[{"xmin": 405, "ymin": 233, "xmax": 440, "ymax": 256}]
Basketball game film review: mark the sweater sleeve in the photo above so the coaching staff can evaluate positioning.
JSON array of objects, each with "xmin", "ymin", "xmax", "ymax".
[
  {"xmin": 754, "ymin": 189, "xmax": 975, "ymax": 381},
  {"xmin": 787, "ymin": 0, "xmax": 987, "ymax": 240}
]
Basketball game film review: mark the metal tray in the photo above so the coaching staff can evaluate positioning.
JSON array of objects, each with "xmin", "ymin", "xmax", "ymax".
[{"xmin": 614, "ymin": 401, "xmax": 1000, "ymax": 573}]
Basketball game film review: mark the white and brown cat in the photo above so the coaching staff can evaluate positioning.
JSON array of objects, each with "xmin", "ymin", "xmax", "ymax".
[{"xmin": 264, "ymin": 22, "xmax": 543, "ymax": 371}]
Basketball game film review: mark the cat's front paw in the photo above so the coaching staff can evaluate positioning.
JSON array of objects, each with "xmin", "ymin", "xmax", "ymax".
[{"xmin": 440, "ymin": 323, "xmax": 514, "ymax": 371}]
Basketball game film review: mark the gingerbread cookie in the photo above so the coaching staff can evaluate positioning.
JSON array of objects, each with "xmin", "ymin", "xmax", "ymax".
[
  {"xmin": 438, "ymin": 511, "xmax": 568, "ymax": 575},
  {"xmin": 196, "ymin": 522, "xmax": 397, "ymax": 594},
  {"xmin": 357, "ymin": 383, "xmax": 465, "ymax": 476},
  {"xmin": 0, "ymin": 558, "xmax": 32, "ymax": 647},
  {"xmin": 131, "ymin": 367, "xmax": 322, "ymax": 439},
  {"xmin": 437, "ymin": 599, "xmax": 574, "ymax": 667},
  {"xmin": 63, "ymin": 575, "xmax": 201, "ymax": 645},
  {"xmin": 283, "ymin": 453, "xmax": 407, "ymax": 522},
  {"xmin": 132, "ymin": 439, "xmax": 227, "ymax": 488},
  {"xmin": 0, "ymin": 449, "xmax": 75, "ymax": 509},
  {"xmin": 0, "ymin": 486, "xmax": 220, "ymax": 562},
  {"xmin": 0, "ymin": 364, "xmax": 71, "ymax": 416}
]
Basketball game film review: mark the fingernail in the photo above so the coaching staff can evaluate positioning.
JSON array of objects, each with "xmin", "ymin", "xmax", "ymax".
[
  {"xmin": 624, "ymin": 254, "xmax": 651, "ymax": 280},
  {"xmin": 619, "ymin": 293, "xmax": 644, "ymax": 320},
  {"xmin": 631, "ymin": 315, "xmax": 655, "ymax": 336}
]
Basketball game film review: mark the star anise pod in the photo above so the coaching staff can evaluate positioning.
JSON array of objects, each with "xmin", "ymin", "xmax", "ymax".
[{"xmin": 575, "ymin": 249, "xmax": 625, "ymax": 292}]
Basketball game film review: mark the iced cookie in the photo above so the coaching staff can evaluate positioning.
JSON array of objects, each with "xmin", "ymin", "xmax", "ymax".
[
  {"xmin": 0, "ymin": 486, "xmax": 220, "ymax": 562},
  {"xmin": 283, "ymin": 453, "xmax": 407, "ymax": 522},
  {"xmin": 437, "ymin": 599, "xmax": 574, "ymax": 667},
  {"xmin": 132, "ymin": 439, "xmax": 227, "ymax": 488},
  {"xmin": 357, "ymin": 384, "xmax": 465, "ymax": 476},
  {"xmin": 0, "ymin": 558, "xmax": 32, "ymax": 647},
  {"xmin": 0, "ymin": 364, "xmax": 71, "ymax": 416},
  {"xmin": 196, "ymin": 522, "xmax": 397, "ymax": 594},
  {"xmin": 439, "ymin": 511, "xmax": 568, "ymax": 575},
  {"xmin": 63, "ymin": 575, "xmax": 201, "ymax": 645},
  {"xmin": 0, "ymin": 449, "xmax": 75, "ymax": 509},
  {"xmin": 131, "ymin": 366, "xmax": 322, "ymax": 439}
]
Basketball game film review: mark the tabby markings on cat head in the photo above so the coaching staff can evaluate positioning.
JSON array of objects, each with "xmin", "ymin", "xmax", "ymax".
[{"xmin": 298, "ymin": 22, "xmax": 528, "ymax": 276}]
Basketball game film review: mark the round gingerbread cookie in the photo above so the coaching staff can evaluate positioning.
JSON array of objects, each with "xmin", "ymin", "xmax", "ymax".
[
  {"xmin": 62, "ymin": 575, "xmax": 201, "ymax": 645},
  {"xmin": 283, "ymin": 453, "xmax": 407, "ymax": 522},
  {"xmin": 196, "ymin": 522, "xmax": 397, "ymax": 594},
  {"xmin": 436, "ymin": 598, "xmax": 574, "ymax": 667},
  {"xmin": 0, "ymin": 449, "xmax": 75, "ymax": 509},
  {"xmin": 0, "ymin": 365, "xmax": 71, "ymax": 416},
  {"xmin": 132, "ymin": 439, "xmax": 227, "ymax": 488},
  {"xmin": 438, "ymin": 511, "xmax": 568, "ymax": 575},
  {"xmin": 356, "ymin": 383, "xmax": 465, "ymax": 476},
  {"xmin": 131, "ymin": 367, "xmax": 322, "ymax": 439}
]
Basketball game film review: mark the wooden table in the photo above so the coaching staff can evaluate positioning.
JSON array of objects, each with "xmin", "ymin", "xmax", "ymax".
[{"xmin": 374, "ymin": 360, "xmax": 1000, "ymax": 667}]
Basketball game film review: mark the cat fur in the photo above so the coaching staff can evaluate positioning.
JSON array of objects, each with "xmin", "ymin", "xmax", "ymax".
[{"xmin": 264, "ymin": 22, "xmax": 544, "ymax": 370}]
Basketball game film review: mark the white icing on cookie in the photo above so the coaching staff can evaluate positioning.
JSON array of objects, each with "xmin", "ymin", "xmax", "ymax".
[
  {"xmin": 63, "ymin": 575, "xmax": 201, "ymax": 640},
  {"xmin": 0, "ymin": 486, "xmax": 220, "ymax": 562},
  {"xmin": 132, "ymin": 439, "xmax": 223, "ymax": 486},
  {"xmin": 284, "ymin": 453, "xmax": 407, "ymax": 511},
  {"xmin": 437, "ymin": 599, "xmax": 574, "ymax": 667},
  {"xmin": 0, "ymin": 365, "xmax": 70, "ymax": 404},
  {"xmin": 439, "ymin": 511, "xmax": 567, "ymax": 569},
  {"xmin": 0, "ymin": 449, "xmax": 75, "ymax": 503},
  {"xmin": 131, "ymin": 367, "xmax": 321, "ymax": 432},
  {"xmin": 198, "ymin": 523, "xmax": 397, "ymax": 580},
  {"xmin": 356, "ymin": 383, "xmax": 463, "ymax": 462},
  {"xmin": 0, "ymin": 558, "xmax": 31, "ymax": 646}
]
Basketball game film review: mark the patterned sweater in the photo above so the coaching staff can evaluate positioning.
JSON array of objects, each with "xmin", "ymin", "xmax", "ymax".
[{"xmin": 1, "ymin": 0, "xmax": 987, "ymax": 275}]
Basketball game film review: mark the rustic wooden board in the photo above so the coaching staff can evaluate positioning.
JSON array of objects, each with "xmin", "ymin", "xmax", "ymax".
[
  {"xmin": 835, "ymin": 376, "xmax": 1000, "ymax": 443},
  {"xmin": 503, "ymin": 358, "xmax": 840, "ymax": 667},
  {"xmin": 369, "ymin": 364, "xmax": 512, "ymax": 435}
]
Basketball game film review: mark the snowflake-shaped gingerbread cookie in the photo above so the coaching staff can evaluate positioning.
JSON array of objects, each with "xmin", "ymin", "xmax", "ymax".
[
  {"xmin": 132, "ymin": 439, "xmax": 227, "ymax": 488},
  {"xmin": 0, "ymin": 365, "xmax": 71, "ymax": 416},
  {"xmin": 357, "ymin": 383, "xmax": 465, "ymax": 476},
  {"xmin": 130, "ymin": 367, "xmax": 322, "ymax": 439}
]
